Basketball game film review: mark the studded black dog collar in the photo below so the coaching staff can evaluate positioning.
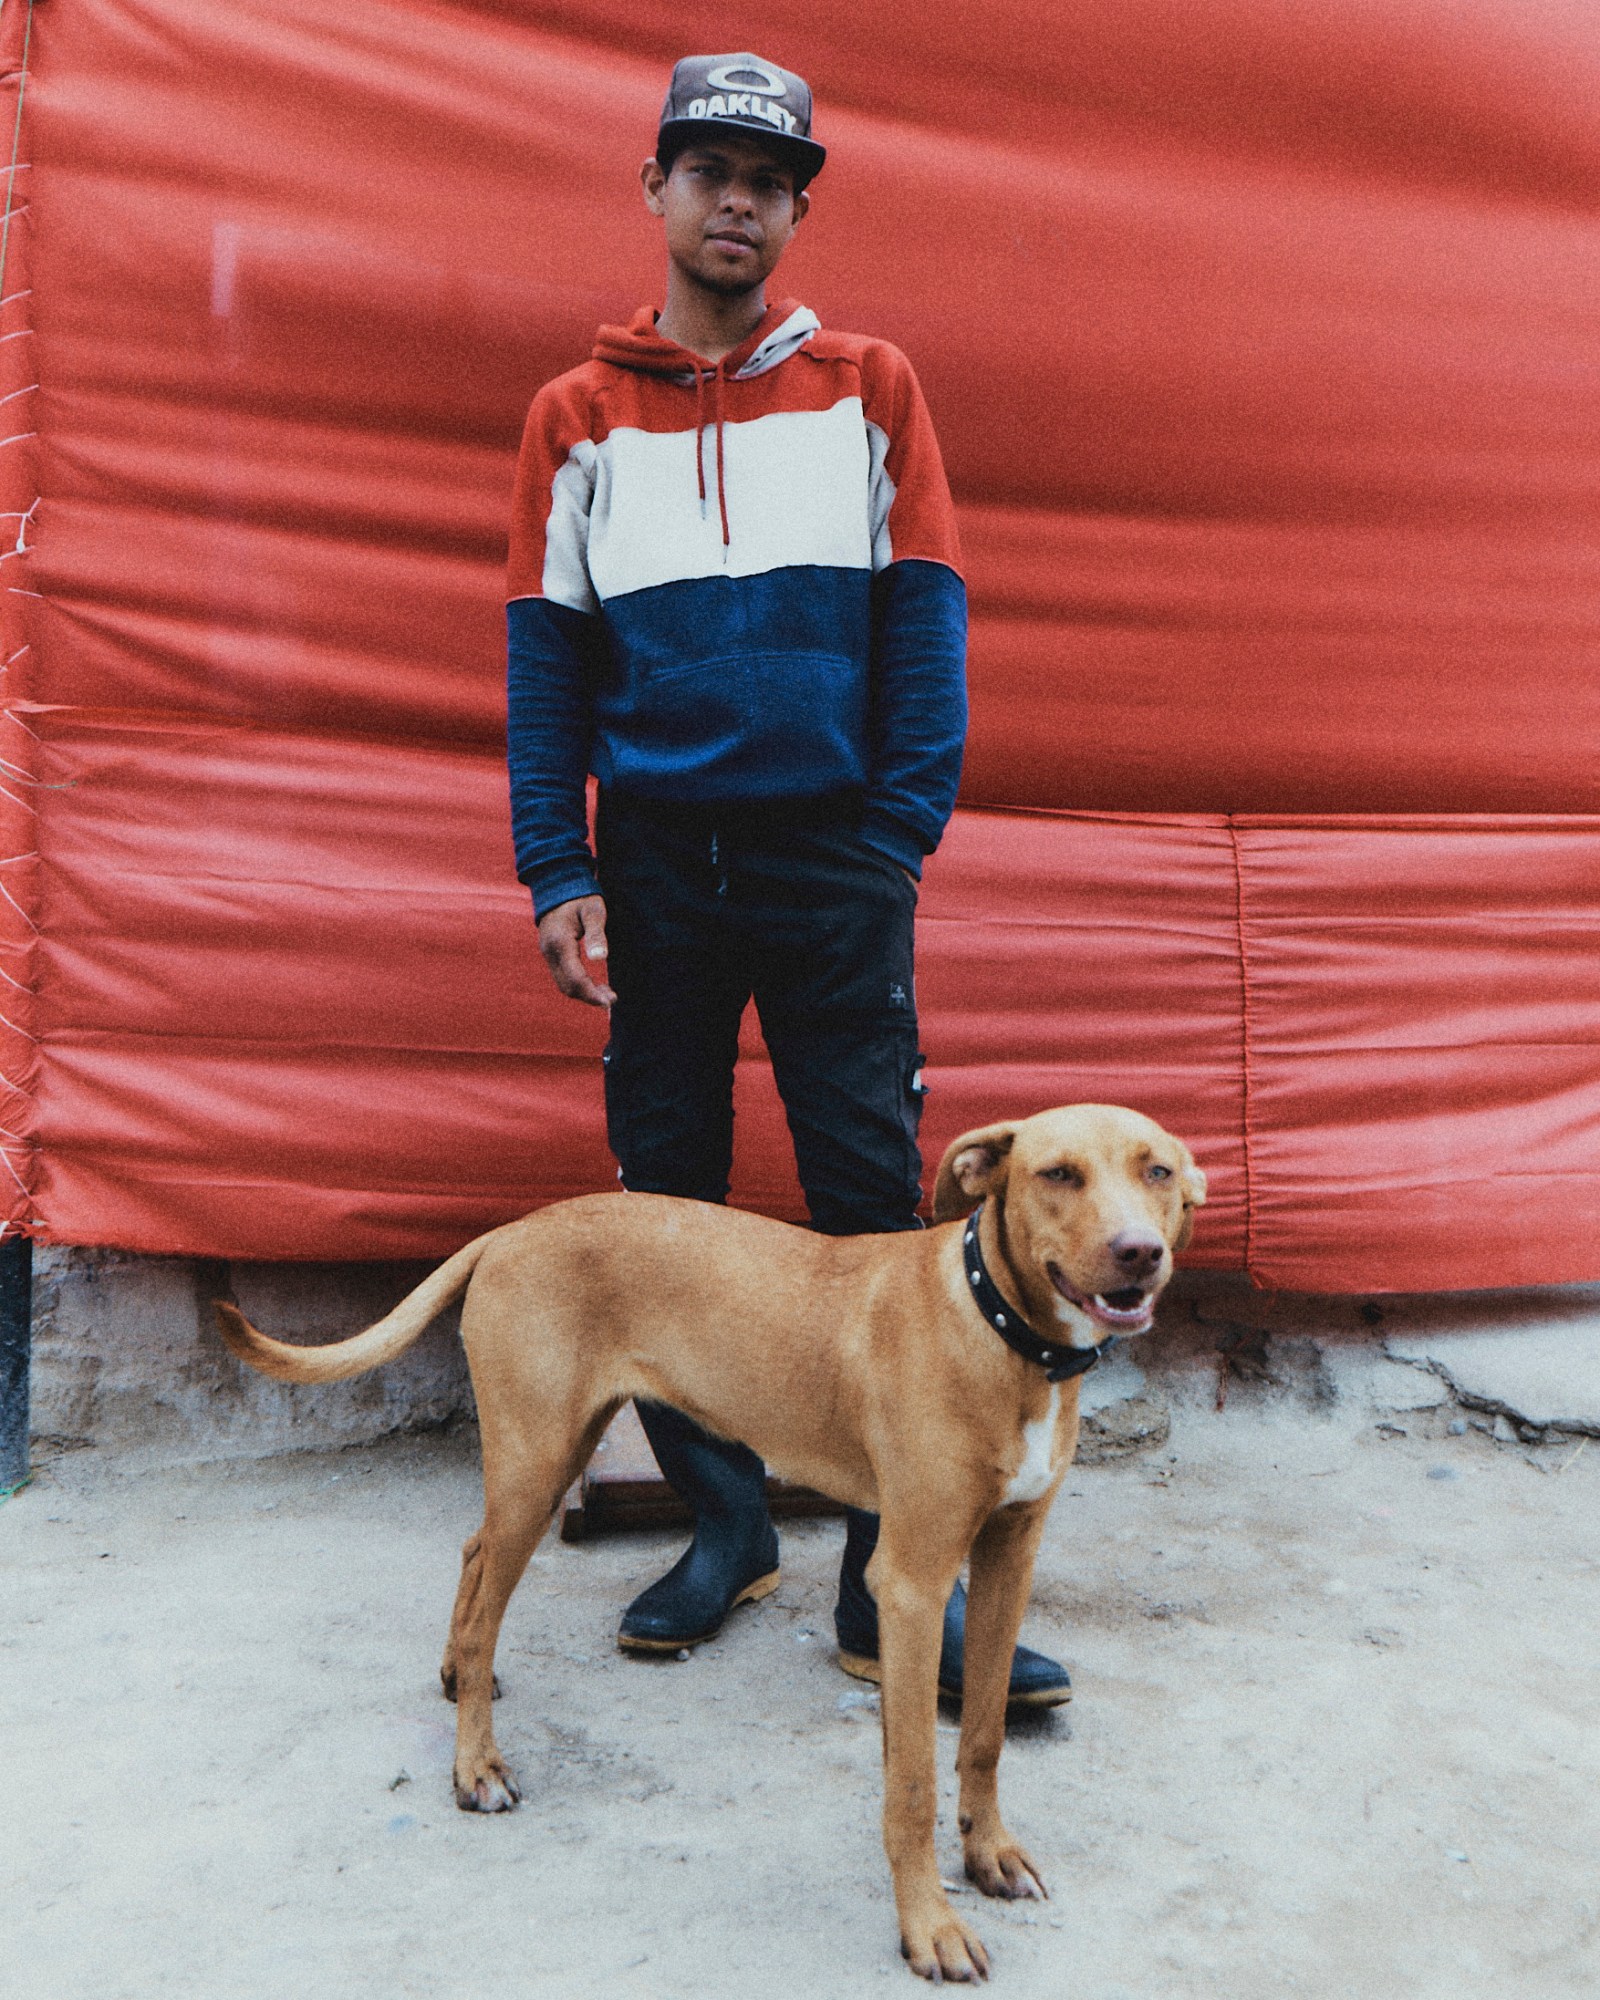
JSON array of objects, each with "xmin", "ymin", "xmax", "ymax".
[{"xmin": 961, "ymin": 1201, "xmax": 1116, "ymax": 1382}]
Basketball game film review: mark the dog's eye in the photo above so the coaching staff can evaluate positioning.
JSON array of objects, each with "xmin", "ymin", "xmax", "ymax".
[
  {"xmin": 1146, "ymin": 1164, "xmax": 1173, "ymax": 1182},
  {"xmin": 1040, "ymin": 1166, "xmax": 1083, "ymax": 1187}
]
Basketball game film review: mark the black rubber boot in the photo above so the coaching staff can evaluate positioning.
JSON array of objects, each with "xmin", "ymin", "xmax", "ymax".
[
  {"xmin": 833, "ymin": 1506, "xmax": 1072, "ymax": 1708},
  {"xmin": 618, "ymin": 1401, "xmax": 781, "ymax": 1652}
]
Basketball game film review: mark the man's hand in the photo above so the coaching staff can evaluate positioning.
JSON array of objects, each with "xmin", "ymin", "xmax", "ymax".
[{"xmin": 537, "ymin": 894, "xmax": 616, "ymax": 1008}]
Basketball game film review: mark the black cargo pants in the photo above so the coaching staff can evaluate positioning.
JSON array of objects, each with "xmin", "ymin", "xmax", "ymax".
[{"xmin": 596, "ymin": 791, "xmax": 927, "ymax": 1236}]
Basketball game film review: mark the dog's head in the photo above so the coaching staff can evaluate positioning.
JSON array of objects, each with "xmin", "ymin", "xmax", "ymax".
[{"xmin": 932, "ymin": 1105, "xmax": 1205, "ymax": 1346}]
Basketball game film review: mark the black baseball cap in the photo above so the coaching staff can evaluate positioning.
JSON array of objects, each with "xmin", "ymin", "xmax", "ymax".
[{"xmin": 657, "ymin": 52, "xmax": 826, "ymax": 187}]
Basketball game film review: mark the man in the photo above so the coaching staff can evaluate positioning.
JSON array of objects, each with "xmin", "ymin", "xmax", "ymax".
[{"xmin": 505, "ymin": 52, "xmax": 1069, "ymax": 1705}]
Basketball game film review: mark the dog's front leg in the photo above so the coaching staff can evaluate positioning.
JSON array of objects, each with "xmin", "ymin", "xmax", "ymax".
[
  {"xmin": 873, "ymin": 1541, "xmax": 991, "ymax": 1983},
  {"xmin": 958, "ymin": 1503, "xmax": 1051, "ymax": 1901}
]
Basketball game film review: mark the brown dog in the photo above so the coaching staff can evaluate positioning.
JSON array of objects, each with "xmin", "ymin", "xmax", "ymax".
[{"xmin": 216, "ymin": 1104, "xmax": 1203, "ymax": 1982}]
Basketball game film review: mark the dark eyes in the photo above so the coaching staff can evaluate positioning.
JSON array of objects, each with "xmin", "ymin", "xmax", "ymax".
[{"xmin": 688, "ymin": 164, "xmax": 784, "ymax": 193}]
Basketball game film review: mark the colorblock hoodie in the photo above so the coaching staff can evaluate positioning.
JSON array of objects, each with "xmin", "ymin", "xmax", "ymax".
[{"xmin": 506, "ymin": 298, "xmax": 968, "ymax": 917}]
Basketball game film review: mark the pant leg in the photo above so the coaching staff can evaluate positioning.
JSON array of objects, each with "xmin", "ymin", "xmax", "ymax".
[
  {"xmin": 737, "ymin": 819, "xmax": 928, "ymax": 1238},
  {"xmin": 596, "ymin": 795, "xmax": 751, "ymax": 1203},
  {"xmin": 597, "ymin": 797, "xmax": 774, "ymax": 1565}
]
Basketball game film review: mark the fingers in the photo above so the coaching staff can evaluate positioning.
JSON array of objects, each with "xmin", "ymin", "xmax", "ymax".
[
  {"xmin": 577, "ymin": 897, "xmax": 609, "ymax": 970},
  {"xmin": 537, "ymin": 895, "xmax": 616, "ymax": 1008}
]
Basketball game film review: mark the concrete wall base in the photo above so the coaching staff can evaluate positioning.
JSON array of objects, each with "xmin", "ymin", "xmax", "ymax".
[
  {"xmin": 29, "ymin": 1247, "xmax": 473, "ymax": 1470},
  {"xmin": 1087, "ymin": 1271, "xmax": 1600, "ymax": 1444},
  {"xmin": 25, "ymin": 1249, "xmax": 1600, "ymax": 1472}
]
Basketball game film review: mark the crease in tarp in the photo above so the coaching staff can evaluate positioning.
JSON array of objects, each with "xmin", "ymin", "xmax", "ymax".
[{"xmin": 1225, "ymin": 817, "xmax": 1259, "ymax": 1279}]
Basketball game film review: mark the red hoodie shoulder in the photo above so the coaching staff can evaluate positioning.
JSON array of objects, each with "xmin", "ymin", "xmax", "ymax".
[
  {"xmin": 803, "ymin": 327, "xmax": 902, "ymax": 365},
  {"xmin": 805, "ymin": 332, "xmax": 961, "ymax": 573},
  {"xmin": 524, "ymin": 357, "xmax": 612, "ymax": 431},
  {"xmin": 515, "ymin": 346, "xmax": 640, "ymax": 480},
  {"xmin": 507, "ymin": 361, "xmax": 612, "ymax": 604},
  {"xmin": 802, "ymin": 329, "xmax": 918, "ymax": 386}
]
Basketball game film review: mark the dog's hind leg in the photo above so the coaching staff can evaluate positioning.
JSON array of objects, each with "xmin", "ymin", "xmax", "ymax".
[
  {"xmin": 439, "ymin": 1532, "xmax": 498, "ymax": 1706},
  {"xmin": 446, "ymin": 1404, "xmax": 619, "ymax": 1812},
  {"xmin": 958, "ymin": 1502, "xmax": 1051, "ymax": 1902},
  {"xmin": 446, "ymin": 1470, "xmax": 555, "ymax": 1812}
]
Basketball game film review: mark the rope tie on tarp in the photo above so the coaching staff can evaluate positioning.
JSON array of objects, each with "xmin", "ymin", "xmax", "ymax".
[
  {"xmin": 0, "ymin": 0, "xmax": 34, "ymax": 302},
  {"xmin": 0, "ymin": 0, "xmax": 38, "ymax": 1245}
]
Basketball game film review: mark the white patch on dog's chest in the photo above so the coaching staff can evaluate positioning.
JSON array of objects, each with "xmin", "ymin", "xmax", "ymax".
[{"xmin": 1002, "ymin": 1383, "xmax": 1060, "ymax": 1506}]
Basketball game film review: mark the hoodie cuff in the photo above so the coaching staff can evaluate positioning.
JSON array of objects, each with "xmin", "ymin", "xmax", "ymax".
[
  {"xmin": 523, "ymin": 855, "xmax": 601, "ymax": 923},
  {"xmin": 858, "ymin": 810, "xmax": 927, "ymax": 879}
]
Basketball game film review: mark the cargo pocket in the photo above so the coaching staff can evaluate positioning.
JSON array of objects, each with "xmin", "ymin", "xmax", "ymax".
[{"xmin": 902, "ymin": 1047, "xmax": 929, "ymax": 1151}]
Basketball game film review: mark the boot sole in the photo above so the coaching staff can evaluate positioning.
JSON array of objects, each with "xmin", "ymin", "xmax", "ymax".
[
  {"xmin": 616, "ymin": 1569, "xmax": 782, "ymax": 1654},
  {"xmin": 836, "ymin": 1649, "xmax": 1073, "ymax": 1709}
]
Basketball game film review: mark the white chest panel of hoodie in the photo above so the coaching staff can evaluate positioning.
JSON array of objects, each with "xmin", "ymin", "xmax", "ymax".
[{"xmin": 586, "ymin": 396, "xmax": 877, "ymax": 602}]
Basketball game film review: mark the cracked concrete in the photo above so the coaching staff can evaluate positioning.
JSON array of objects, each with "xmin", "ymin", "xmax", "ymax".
[
  {"xmin": 1095, "ymin": 1273, "xmax": 1600, "ymax": 1442},
  {"xmin": 1380, "ymin": 1299, "xmax": 1600, "ymax": 1436}
]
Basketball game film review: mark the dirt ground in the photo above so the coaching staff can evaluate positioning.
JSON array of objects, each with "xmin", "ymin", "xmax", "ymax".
[{"xmin": 5, "ymin": 1386, "xmax": 1597, "ymax": 2000}]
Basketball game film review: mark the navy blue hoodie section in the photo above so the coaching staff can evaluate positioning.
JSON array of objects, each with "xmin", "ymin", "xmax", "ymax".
[{"xmin": 508, "ymin": 559, "xmax": 966, "ymax": 918}]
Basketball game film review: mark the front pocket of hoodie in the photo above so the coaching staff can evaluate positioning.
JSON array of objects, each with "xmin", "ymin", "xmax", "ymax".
[{"xmin": 602, "ymin": 648, "xmax": 871, "ymax": 795}]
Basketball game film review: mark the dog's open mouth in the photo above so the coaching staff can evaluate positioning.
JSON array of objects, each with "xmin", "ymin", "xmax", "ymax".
[{"xmin": 1047, "ymin": 1264, "xmax": 1157, "ymax": 1333}]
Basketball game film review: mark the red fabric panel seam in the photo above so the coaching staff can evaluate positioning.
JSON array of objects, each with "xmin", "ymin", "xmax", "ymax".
[{"xmin": 1227, "ymin": 816, "xmax": 1257, "ymax": 1282}]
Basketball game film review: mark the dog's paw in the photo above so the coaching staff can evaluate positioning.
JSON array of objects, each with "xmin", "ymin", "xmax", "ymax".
[
  {"xmin": 963, "ymin": 1836, "xmax": 1047, "ymax": 1902},
  {"xmin": 452, "ymin": 1758, "xmax": 521, "ymax": 1813},
  {"xmin": 899, "ymin": 1907, "xmax": 990, "ymax": 1983}
]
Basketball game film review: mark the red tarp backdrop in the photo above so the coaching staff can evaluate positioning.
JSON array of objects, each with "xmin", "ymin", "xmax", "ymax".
[{"xmin": 6, "ymin": 0, "xmax": 1600, "ymax": 1288}]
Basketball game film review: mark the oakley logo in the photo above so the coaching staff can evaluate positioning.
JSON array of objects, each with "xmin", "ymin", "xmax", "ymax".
[
  {"xmin": 686, "ymin": 94, "xmax": 799, "ymax": 134},
  {"xmin": 706, "ymin": 61, "xmax": 788, "ymax": 97}
]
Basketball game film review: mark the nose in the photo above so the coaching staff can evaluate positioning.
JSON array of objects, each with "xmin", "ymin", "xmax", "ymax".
[{"xmin": 1109, "ymin": 1230, "xmax": 1165, "ymax": 1279}]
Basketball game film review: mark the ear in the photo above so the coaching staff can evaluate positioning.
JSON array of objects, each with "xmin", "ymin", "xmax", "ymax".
[
  {"xmin": 1172, "ymin": 1149, "xmax": 1208, "ymax": 1251},
  {"xmin": 932, "ymin": 1123, "xmax": 1016, "ymax": 1223}
]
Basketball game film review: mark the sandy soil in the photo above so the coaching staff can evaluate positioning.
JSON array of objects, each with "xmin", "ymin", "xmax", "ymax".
[{"xmin": 4, "ymin": 1398, "xmax": 1596, "ymax": 2000}]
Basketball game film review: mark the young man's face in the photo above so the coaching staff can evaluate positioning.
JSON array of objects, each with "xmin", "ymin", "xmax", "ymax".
[{"xmin": 642, "ymin": 135, "xmax": 809, "ymax": 298}]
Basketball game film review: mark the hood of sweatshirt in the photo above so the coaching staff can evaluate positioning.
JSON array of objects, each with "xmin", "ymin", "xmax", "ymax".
[
  {"xmin": 591, "ymin": 299, "xmax": 820, "ymax": 381},
  {"xmin": 590, "ymin": 301, "xmax": 822, "ymax": 547}
]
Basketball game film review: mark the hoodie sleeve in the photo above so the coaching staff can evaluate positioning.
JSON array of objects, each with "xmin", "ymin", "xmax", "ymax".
[
  {"xmin": 857, "ymin": 343, "xmax": 969, "ymax": 877},
  {"xmin": 506, "ymin": 377, "xmax": 605, "ymax": 918}
]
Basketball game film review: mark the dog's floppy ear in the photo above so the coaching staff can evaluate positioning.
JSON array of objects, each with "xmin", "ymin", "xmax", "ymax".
[
  {"xmin": 1172, "ymin": 1148, "xmax": 1208, "ymax": 1251},
  {"xmin": 932, "ymin": 1123, "xmax": 1016, "ymax": 1223}
]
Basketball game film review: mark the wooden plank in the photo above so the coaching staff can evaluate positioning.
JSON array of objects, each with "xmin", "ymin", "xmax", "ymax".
[{"xmin": 559, "ymin": 1400, "xmax": 842, "ymax": 1540}]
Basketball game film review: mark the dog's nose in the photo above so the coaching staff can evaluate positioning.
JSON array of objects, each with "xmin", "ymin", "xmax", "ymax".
[{"xmin": 1109, "ymin": 1230, "xmax": 1165, "ymax": 1278}]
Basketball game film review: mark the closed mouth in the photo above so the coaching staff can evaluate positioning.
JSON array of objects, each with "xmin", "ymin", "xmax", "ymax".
[{"xmin": 1047, "ymin": 1263, "xmax": 1157, "ymax": 1332}]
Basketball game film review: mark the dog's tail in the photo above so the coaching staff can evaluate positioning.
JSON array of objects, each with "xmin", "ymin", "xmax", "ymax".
[{"xmin": 213, "ymin": 1227, "xmax": 503, "ymax": 1384}]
